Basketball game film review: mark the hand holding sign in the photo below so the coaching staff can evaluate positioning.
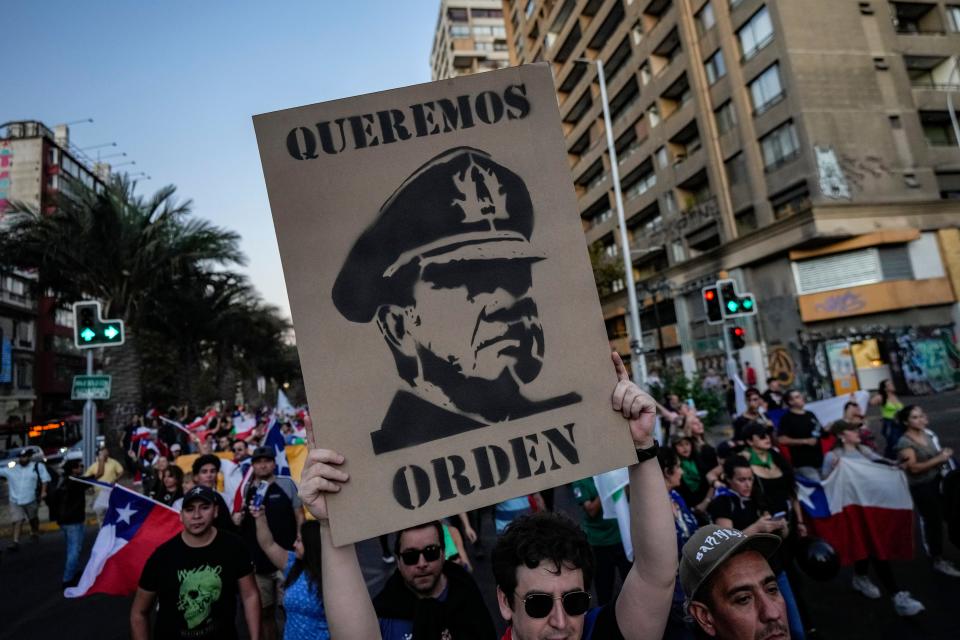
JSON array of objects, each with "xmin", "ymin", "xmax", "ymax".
[
  {"xmin": 299, "ymin": 414, "xmax": 348, "ymax": 522},
  {"xmin": 611, "ymin": 351, "xmax": 657, "ymax": 449}
]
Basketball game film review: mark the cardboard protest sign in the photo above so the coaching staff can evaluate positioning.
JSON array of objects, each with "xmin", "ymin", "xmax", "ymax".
[{"xmin": 253, "ymin": 63, "xmax": 637, "ymax": 545}]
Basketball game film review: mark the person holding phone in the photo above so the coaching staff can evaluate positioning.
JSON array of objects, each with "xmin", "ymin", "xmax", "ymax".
[{"xmin": 708, "ymin": 456, "xmax": 803, "ymax": 638}]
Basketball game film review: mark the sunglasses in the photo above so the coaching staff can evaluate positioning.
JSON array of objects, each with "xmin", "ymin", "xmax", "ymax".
[
  {"xmin": 517, "ymin": 590, "xmax": 592, "ymax": 618},
  {"xmin": 399, "ymin": 544, "xmax": 442, "ymax": 566}
]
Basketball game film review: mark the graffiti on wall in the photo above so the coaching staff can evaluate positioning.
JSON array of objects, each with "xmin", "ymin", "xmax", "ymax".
[
  {"xmin": 836, "ymin": 153, "xmax": 895, "ymax": 194},
  {"xmin": 896, "ymin": 330, "xmax": 958, "ymax": 394},
  {"xmin": 0, "ymin": 141, "xmax": 12, "ymax": 218},
  {"xmin": 768, "ymin": 346, "xmax": 796, "ymax": 386},
  {"xmin": 799, "ymin": 325, "xmax": 958, "ymax": 398},
  {"xmin": 815, "ymin": 146, "xmax": 851, "ymax": 199}
]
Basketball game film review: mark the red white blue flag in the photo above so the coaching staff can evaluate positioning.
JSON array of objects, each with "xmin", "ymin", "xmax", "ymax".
[
  {"xmin": 797, "ymin": 457, "xmax": 914, "ymax": 565},
  {"xmin": 64, "ymin": 479, "xmax": 182, "ymax": 597}
]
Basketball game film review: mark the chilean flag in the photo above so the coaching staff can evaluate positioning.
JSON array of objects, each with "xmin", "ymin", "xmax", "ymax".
[
  {"xmin": 65, "ymin": 479, "xmax": 182, "ymax": 598},
  {"xmin": 264, "ymin": 415, "xmax": 290, "ymax": 477},
  {"xmin": 232, "ymin": 412, "xmax": 257, "ymax": 440},
  {"xmin": 797, "ymin": 456, "xmax": 914, "ymax": 566}
]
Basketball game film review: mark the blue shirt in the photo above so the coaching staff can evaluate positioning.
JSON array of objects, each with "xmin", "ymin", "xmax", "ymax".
[
  {"xmin": 495, "ymin": 496, "xmax": 532, "ymax": 534},
  {"xmin": 669, "ymin": 490, "xmax": 699, "ymax": 605},
  {"xmin": 282, "ymin": 551, "xmax": 330, "ymax": 640}
]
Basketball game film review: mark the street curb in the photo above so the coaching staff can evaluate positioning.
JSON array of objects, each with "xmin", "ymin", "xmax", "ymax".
[{"xmin": 0, "ymin": 516, "xmax": 98, "ymax": 538}]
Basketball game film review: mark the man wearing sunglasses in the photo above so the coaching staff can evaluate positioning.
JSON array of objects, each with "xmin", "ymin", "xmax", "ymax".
[
  {"xmin": 372, "ymin": 521, "xmax": 497, "ymax": 639},
  {"xmin": 299, "ymin": 352, "xmax": 677, "ymax": 640}
]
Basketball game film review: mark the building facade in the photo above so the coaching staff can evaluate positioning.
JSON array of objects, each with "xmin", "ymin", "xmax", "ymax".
[
  {"xmin": 431, "ymin": 0, "xmax": 511, "ymax": 80},
  {"xmin": 0, "ymin": 121, "xmax": 105, "ymax": 430},
  {"xmin": 504, "ymin": 0, "xmax": 960, "ymax": 398}
]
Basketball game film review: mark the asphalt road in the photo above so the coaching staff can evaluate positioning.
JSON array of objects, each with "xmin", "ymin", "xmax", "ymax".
[{"xmin": 2, "ymin": 388, "xmax": 960, "ymax": 639}]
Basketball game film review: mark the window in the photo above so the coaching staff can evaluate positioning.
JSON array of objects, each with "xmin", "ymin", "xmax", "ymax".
[
  {"xmin": 715, "ymin": 100, "xmax": 738, "ymax": 134},
  {"xmin": 647, "ymin": 103, "xmax": 661, "ymax": 128},
  {"xmin": 663, "ymin": 191, "xmax": 678, "ymax": 214},
  {"xmin": 696, "ymin": 2, "xmax": 716, "ymax": 35},
  {"xmin": 770, "ymin": 182, "xmax": 810, "ymax": 219},
  {"xmin": 15, "ymin": 360, "xmax": 32, "ymax": 389},
  {"xmin": 949, "ymin": 5, "xmax": 960, "ymax": 31},
  {"xmin": 735, "ymin": 208, "xmax": 758, "ymax": 234},
  {"xmin": 447, "ymin": 7, "xmax": 468, "ymax": 21},
  {"xmin": 472, "ymin": 8, "xmax": 503, "ymax": 18},
  {"xmin": 639, "ymin": 62, "xmax": 652, "ymax": 85},
  {"xmin": 704, "ymin": 50, "xmax": 727, "ymax": 84},
  {"xmin": 450, "ymin": 25, "xmax": 470, "ymax": 38},
  {"xmin": 725, "ymin": 153, "xmax": 747, "ymax": 184},
  {"xmin": 920, "ymin": 111, "xmax": 960, "ymax": 146},
  {"xmin": 749, "ymin": 64, "xmax": 784, "ymax": 114},
  {"xmin": 656, "ymin": 146, "xmax": 669, "ymax": 168},
  {"xmin": 738, "ymin": 6, "xmax": 774, "ymax": 60},
  {"xmin": 760, "ymin": 121, "xmax": 800, "ymax": 170},
  {"xmin": 15, "ymin": 321, "xmax": 34, "ymax": 348}
]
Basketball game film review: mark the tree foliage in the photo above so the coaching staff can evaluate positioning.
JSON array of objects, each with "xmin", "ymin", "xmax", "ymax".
[{"xmin": 0, "ymin": 175, "xmax": 300, "ymax": 424}]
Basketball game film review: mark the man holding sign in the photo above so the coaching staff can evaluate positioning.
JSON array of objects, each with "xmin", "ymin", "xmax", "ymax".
[{"xmin": 299, "ymin": 353, "xmax": 676, "ymax": 640}]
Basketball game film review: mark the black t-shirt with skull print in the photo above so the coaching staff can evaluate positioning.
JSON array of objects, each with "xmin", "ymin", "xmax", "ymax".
[{"xmin": 140, "ymin": 529, "xmax": 254, "ymax": 639}]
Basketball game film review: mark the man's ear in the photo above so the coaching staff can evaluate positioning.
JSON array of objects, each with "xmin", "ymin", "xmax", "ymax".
[
  {"xmin": 376, "ymin": 304, "xmax": 417, "ymax": 357},
  {"xmin": 496, "ymin": 586, "xmax": 514, "ymax": 623},
  {"xmin": 687, "ymin": 601, "xmax": 717, "ymax": 637}
]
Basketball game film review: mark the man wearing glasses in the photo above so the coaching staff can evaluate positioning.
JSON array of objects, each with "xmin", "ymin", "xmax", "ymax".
[
  {"xmin": 299, "ymin": 352, "xmax": 677, "ymax": 640},
  {"xmin": 372, "ymin": 521, "xmax": 496, "ymax": 639}
]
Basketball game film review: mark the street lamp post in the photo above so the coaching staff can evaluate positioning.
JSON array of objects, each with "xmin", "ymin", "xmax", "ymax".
[{"xmin": 575, "ymin": 57, "xmax": 648, "ymax": 387}]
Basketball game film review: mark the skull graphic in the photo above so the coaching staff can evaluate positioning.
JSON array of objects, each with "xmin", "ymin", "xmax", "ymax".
[{"xmin": 177, "ymin": 565, "xmax": 223, "ymax": 629}]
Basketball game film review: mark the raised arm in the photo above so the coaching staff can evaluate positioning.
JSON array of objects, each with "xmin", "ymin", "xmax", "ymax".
[
  {"xmin": 610, "ymin": 352, "xmax": 677, "ymax": 640},
  {"xmin": 298, "ymin": 419, "xmax": 381, "ymax": 640},
  {"xmin": 250, "ymin": 505, "xmax": 289, "ymax": 571}
]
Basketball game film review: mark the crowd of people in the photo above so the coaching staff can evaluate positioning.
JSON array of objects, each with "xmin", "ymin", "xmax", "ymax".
[{"xmin": 2, "ymin": 362, "xmax": 959, "ymax": 639}]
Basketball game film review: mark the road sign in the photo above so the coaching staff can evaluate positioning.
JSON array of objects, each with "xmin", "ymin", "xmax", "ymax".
[
  {"xmin": 73, "ymin": 301, "xmax": 125, "ymax": 349},
  {"xmin": 72, "ymin": 375, "xmax": 112, "ymax": 400}
]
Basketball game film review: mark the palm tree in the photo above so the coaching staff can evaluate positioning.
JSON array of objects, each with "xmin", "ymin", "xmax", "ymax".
[{"xmin": 0, "ymin": 175, "xmax": 245, "ymax": 432}]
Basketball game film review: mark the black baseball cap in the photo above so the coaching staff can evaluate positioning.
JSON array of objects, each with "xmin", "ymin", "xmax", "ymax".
[
  {"xmin": 182, "ymin": 485, "xmax": 218, "ymax": 507},
  {"xmin": 680, "ymin": 525, "xmax": 781, "ymax": 601},
  {"xmin": 251, "ymin": 446, "xmax": 275, "ymax": 461}
]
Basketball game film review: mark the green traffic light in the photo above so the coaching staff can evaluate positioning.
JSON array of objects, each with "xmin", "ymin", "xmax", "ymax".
[
  {"xmin": 742, "ymin": 298, "xmax": 753, "ymax": 310},
  {"xmin": 104, "ymin": 326, "xmax": 120, "ymax": 340},
  {"xmin": 726, "ymin": 301, "xmax": 739, "ymax": 312},
  {"xmin": 80, "ymin": 328, "xmax": 96, "ymax": 342}
]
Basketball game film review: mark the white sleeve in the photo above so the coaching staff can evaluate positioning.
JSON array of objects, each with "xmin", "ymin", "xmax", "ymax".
[{"xmin": 38, "ymin": 463, "xmax": 52, "ymax": 483}]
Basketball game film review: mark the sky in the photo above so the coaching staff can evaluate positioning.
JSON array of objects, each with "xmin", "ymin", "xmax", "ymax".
[{"xmin": 4, "ymin": 0, "xmax": 441, "ymax": 321}]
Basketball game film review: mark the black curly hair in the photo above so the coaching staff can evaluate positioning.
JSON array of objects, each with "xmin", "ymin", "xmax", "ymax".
[{"xmin": 491, "ymin": 511, "xmax": 594, "ymax": 608}]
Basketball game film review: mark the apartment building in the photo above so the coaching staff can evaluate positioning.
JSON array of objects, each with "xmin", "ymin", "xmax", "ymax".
[
  {"xmin": 0, "ymin": 121, "xmax": 105, "ymax": 428},
  {"xmin": 504, "ymin": 0, "xmax": 960, "ymax": 398},
  {"xmin": 431, "ymin": 0, "xmax": 511, "ymax": 80}
]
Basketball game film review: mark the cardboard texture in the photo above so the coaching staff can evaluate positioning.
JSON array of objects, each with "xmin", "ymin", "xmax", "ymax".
[{"xmin": 253, "ymin": 63, "xmax": 637, "ymax": 546}]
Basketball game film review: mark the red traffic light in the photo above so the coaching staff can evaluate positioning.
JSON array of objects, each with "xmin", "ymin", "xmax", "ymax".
[
  {"xmin": 733, "ymin": 327, "xmax": 745, "ymax": 337},
  {"xmin": 704, "ymin": 290, "xmax": 716, "ymax": 301}
]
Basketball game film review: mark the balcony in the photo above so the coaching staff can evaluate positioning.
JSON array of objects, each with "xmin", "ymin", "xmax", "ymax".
[
  {"xmin": 0, "ymin": 289, "xmax": 37, "ymax": 312},
  {"xmin": 891, "ymin": 2, "xmax": 946, "ymax": 34},
  {"xmin": 905, "ymin": 55, "xmax": 960, "ymax": 91},
  {"xmin": 920, "ymin": 111, "xmax": 960, "ymax": 146}
]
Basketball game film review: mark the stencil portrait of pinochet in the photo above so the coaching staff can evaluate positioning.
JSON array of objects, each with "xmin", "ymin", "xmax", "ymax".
[{"xmin": 332, "ymin": 146, "xmax": 582, "ymax": 454}]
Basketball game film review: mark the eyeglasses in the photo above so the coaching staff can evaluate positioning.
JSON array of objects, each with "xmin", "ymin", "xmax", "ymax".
[
  {"xmin": 517, "ymin": 590, "xmax": 592, "ymax": 618},
  {"xmin": 399, "ymin": 544, "xmax": 442, "ymax": 566}
]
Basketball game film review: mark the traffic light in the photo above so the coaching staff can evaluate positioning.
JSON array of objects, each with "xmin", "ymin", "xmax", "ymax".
[
  {"xmin": 73, "ymin": 301, "xmax": 125, "ymax": 349},
  {"xmin": 729, "ymin": 326, "xmax": 746, "ymax": 350},
  {"xmin": 716, "ymin": 279, "xmax": 758, "ymax": 319},
  {"xmin": 702, "ymin": 286, "xmax": 723, "ymax": 324}
]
